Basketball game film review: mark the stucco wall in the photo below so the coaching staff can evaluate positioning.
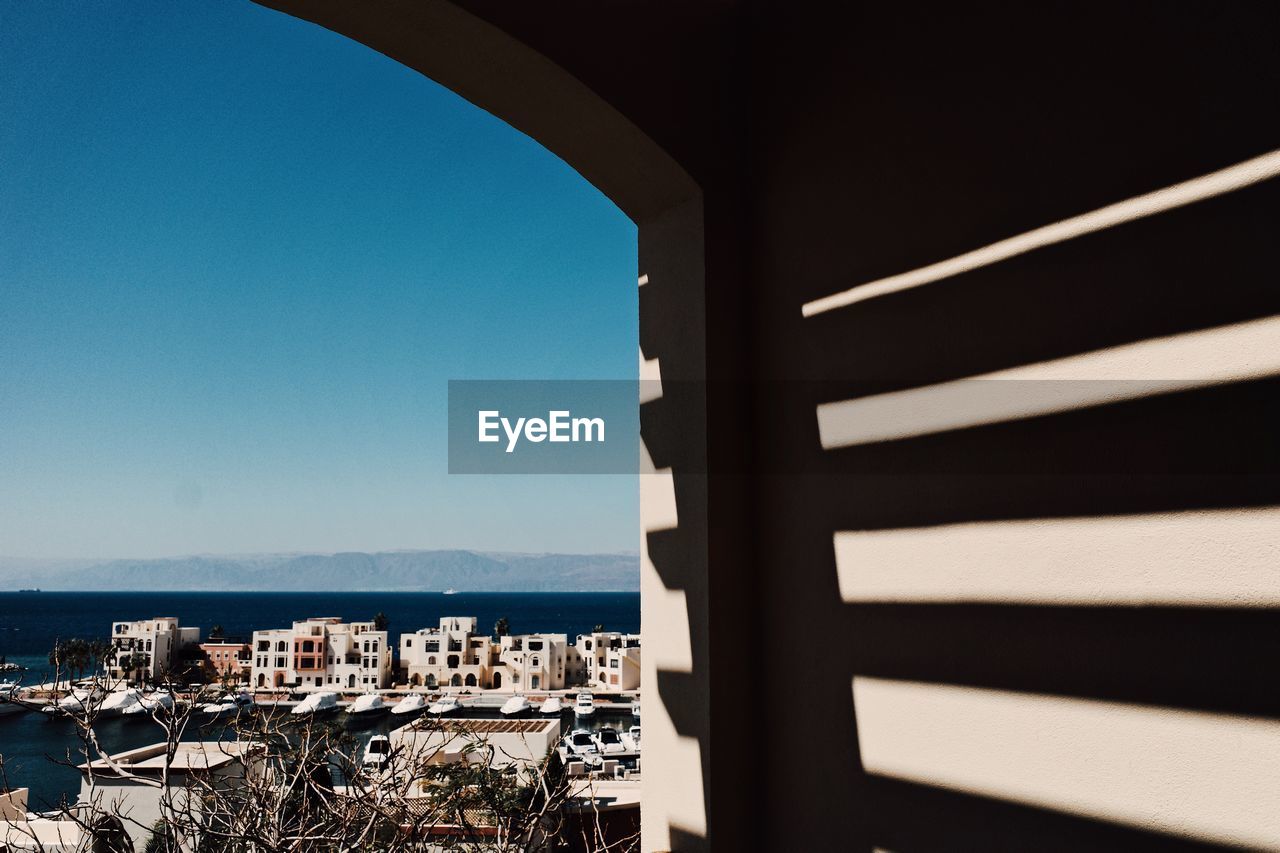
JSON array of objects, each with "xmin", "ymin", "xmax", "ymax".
[{"xmin": 255, "ymin": 2, "xmax": 1280, "ymax": 849}]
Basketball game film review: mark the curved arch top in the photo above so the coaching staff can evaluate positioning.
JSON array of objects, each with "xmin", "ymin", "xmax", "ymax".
[{"xmin": 256, "ymin": 0, "xmax": 699, "ymax": 225}]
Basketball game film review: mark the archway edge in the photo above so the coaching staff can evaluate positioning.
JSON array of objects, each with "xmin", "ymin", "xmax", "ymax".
[{"xmin": 255, "ymin": 0, "xmax": 699, "ymax": 225}]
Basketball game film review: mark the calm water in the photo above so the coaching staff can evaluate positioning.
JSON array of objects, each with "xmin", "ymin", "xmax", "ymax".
[{"xmin": 0, "ymin": 591, "xmax": 639, "ymax": 805}]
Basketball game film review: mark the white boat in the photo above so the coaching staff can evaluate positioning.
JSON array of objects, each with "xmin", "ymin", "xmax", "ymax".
[
  {"xmin": 427, "ymin": 694, "xmax": 460, "ymax": 716},
  {"xmin": 631, "ymin": 699, "xmax": 641, "ymax": 719},
  {"xmin": 98, "ymin": 688, "xmax": 143, "ymax": 717},
  {"xmin": 199, "ymin": 691, "xmax": 252, "ymax": 718},
  {"xmin": 499, "ymin": 695, "xmax": 530, "ymax": 717},
  {"xmin": 624, "ymin": 725, "xmax": 641, "ymax": 752},
  {"xmin": 123, "ymin": 692, "xmax": 174, "ymax": 718},
  {"xmin": 199, "ymin": 699, "xmax": 239, "ymax": 717},
  {"xmin": 538, "ymin": 695, "xmax": 564, "ymax": 715},
  {"xmin": 291, "ymin": 691, "xmax": 339, "ymax": 717},
  {"xmin": 442, "ymin": 588, "xmax": 457, "ymax": 595},
  {"xmin": 562, "ymin": 729, "xmax": 599, "ymax": 757},
  {"xmin": 573, "ymin": 692, "xmax": 596, "ymax": 718},
  {"xmin": 348, "ymin": 694, "xmax": 387, "ymax": 717},
  {"xmin": 389, "ymin": 694, "xmax": 427, "ymax": 716},
  {"xmin": 362, "ymin": 735, "xmax": 392, "ymax": 772},
  {"xmin": 43, "ymin": 684, "xmax": 104, "ymax": 716},
  {"xmin": 591, "ymin": 726, "xmax": 626, "ymax": 755},
  {"xmin": 0, "ymin": 684, "xmax": 24, "ymax": 719}
]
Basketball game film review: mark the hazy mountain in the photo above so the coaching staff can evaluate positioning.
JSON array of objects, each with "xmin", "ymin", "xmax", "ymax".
[{"xmin": 0, "ymin": 550, "xmax": 640, "ymax": 592}]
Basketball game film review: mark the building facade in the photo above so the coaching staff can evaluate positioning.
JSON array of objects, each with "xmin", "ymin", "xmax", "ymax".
[
  {"xmin": 250, "ymin": 618, "xmax": 391, "ymax": 691},
  {"xmin": 109, "ymin": 617, "xmax": 200, "ymax": 682},
  {"xmin": 200, "ymin": 638, "xmax": 251, "ymax": 683},
  {"xmin": 400, "ymin": 618, "xmax": 576, "ymax": 691},
  {"xmin": 400, "ymin": 616, "xmax": 493, "ymax": 688},
  {"xmin": 490, "ymin": 633, "xmax": 569, "ymax": 692},
  {"xmin": 576, "ymin": 631, "xmax": 641, "ymax": 691}
]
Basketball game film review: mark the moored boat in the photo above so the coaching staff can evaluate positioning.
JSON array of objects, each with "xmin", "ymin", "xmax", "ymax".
[
  {"xmin": 363, "ymin": 735, "xmax": 392, "ymax": 773},
  {"xmin": 348, "ymin": 693, "xmax": 388, "ymax": 717},
  {"xmin": 199, "ymin": 690, "xmax": 252, "ymax": 718},
  {"xmin": 427, "ymin": 694, "xmax": 460, "ymax": 716},
  {"xmin": 98, "ymin": 688, "xmax": 143, "ymax": 717},
  {"xmin": 0, "ymin": 683, "xmax": 25, "ymax": 719},
  {"xmin": 389, "ymin": 694, "xmax": 427, "ymax": 716},
  {"xmin": 573, "ymin": 691, "xmax": 596, "ymax": 719},
  {"xmin": 42, "ymin": 684, "xmax": 104, "ymax": 717},
  {"xmin": 562, "ymin": 729, "xmax": 598, "ymax": 757},
  {"xmin": 499, "ymin": 695, "xmax": 530, "ymax": 717},
  {"xmin": 291, "ymin": 691, "xmax": 339, "ymax": 717},
  {"xmin": 591, "ymin": 726, "xmax": 626, "ymax": 755},
  {"xmin": 123, "ymin": 692, "xmax": 174, "ymax": 718},
  {"xmin": 539, "ymin": 695, "xmax": 564, "ymax": 715}
]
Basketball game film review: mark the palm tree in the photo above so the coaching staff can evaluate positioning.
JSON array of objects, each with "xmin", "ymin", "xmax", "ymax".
[
  {"xmin": 51, "ymin": 638, "xmax": 92, "ymax": 679},
  {"xmin": 494, "ymin": 616, "xmax": 510, "ymax": 638},
  {"xmin": 209, "ymin": 624, "xmax": 225, "ymax": 639},
  {"xmin": 373, "ymin": 612, "xmax": 389, "ymax": 632}
]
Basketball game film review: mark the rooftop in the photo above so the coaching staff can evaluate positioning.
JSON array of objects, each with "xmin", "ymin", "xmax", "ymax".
[
  {"xmin": 406, "ymin": 717, "xmax": 556, "ymax": 735},
  {"xmin": 79, "ymin": 741, "xmax": 264, "ymax": 776}
]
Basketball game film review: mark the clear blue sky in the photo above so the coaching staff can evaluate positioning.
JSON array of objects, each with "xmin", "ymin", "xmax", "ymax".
[{"xmin": 0, "ymin": 1, "xmax": 639, "ymax": 559}]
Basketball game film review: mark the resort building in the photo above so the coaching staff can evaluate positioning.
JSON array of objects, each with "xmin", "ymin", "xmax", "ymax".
[
  {"xmin": 199, "ymin": 637, "xmax": 251, "ymax": 683},
  {"xmin": 108, "ymin": 617, "xmax": 200, "ymax": 682},
  {"xmin": 398, "ymin": 617, "xmax": 624, "ymax": 691},
  {"xmin": 250, "ymin": 618, "xmax": 391, "ymax": 691},
  {"xmin": 490, "ymin": 633, "xmax": 570, "ymax": 692},
  {"xmin": 576, "ymin": 631, "xmax": 641, "ymax": 690},
  {"xmin": 399, "ymin": 616, "xmax": 493, "ymax": 688}
]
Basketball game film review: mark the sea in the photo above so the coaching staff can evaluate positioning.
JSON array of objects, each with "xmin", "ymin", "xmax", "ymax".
[{"xmin": 0, "ymin": 590, "xmax": 640, "ymax": 806}]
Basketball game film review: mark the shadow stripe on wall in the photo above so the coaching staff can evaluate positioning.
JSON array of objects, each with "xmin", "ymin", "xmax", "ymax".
[{"xmin": 853, "ymin": 677, "xmax": 1280, "ymax": 849}]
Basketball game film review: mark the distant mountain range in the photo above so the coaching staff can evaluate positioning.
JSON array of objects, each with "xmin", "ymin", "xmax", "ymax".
[{"xmin": 0, "ymin": 550, "xmax": 640, "ymax": 592}]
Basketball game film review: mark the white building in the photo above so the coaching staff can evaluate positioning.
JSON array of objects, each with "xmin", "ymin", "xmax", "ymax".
[
  {"xmin": 0, "ymin": 788, "xmax": 86, "ymax": 852},
  {"xmin": 250, "ymin": 617, "xmax": 391, "ymax": 691},
  {"xmin": 399, "ymin": 616, "xmax": 493, "ymax": 689},
  {"xmin": 108, "ymin": 617, "xmax": 200, "ymax": 682},
  {"xmin": 388, "ymin": 717, "xmax": 561, "ymax": 775},
  {"xmin": 77, "ymin": 741, "xmax": 265, "ymax": 851},
  {"xmin": 575, "ymin": 631, "xmax": 641, "ymax": 690},
  {"xmin": 491, "ymin": 633, "xmax": 569, "ymax": 692},
  {"xmin": 399, "ymin": 617, "xmax": 606, "ymax": 692}
]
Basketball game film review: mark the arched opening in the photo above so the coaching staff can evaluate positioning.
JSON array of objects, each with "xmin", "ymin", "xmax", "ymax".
[
  {"xmin": 410, "ymin": 673, "xmax": 422, "ymax": 686},
  {"xmin": 6, "ymin": 3, "xmax": 706, "ymax": 847},
  {"xmin": 274, "ymin": 673, "xmax": 284, "ymax": 688},
  {"xmin": 427, "ymin": 655, "xmax": 436, "ymax": 665},
  {"xmin": 347, "ymin": 674, "xmax": 356, "ymax": 688},
  {"xmin": 464, "ymin": 673, "xmax": 477, "ymax": 687},
  {"xmin": 426, "ymin": 674, "xmax": 437, "ymax": 688},
  {"xmin": 257, "ymin": 673, "xmax": 266, "ymax": 688},
  {"xmin": 492, "ymin": 671, "xmax": 502, "ymax": 689},
  {"xmin": 450, "ymin": 674, "xmax": 462, "ymax": 687},
  {"xmin": 531, "ymin": 674, "xmax": 540, "ymax": 690}
]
